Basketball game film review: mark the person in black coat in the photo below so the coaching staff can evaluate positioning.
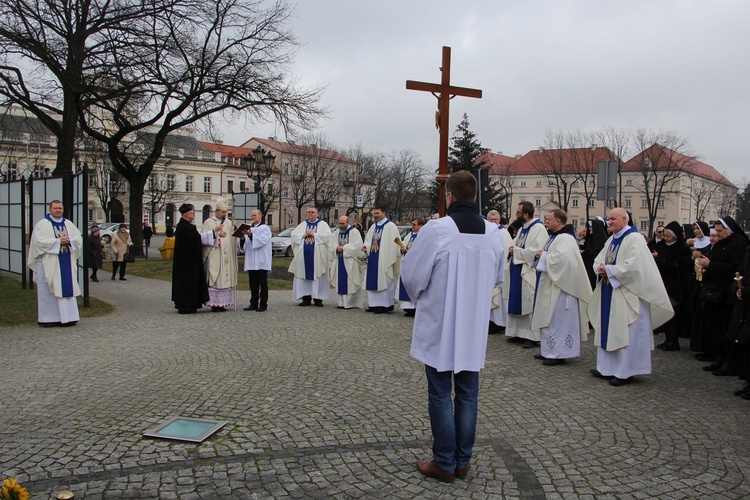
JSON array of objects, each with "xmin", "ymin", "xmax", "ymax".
[
  {"xmin": 172, "ymin": 204, "xmax": 211, "ymax": 314},
  {"xmin": 697, "ymin": 216, "xmax": 749, "ymax": 375},
  {"xmin": 653, "ymin": 221, "xmax": 693, "ymax": 350},
  {"xmin": 582, "ymin": 218, "xmax": 608, "ymax": 289},
  {"xmin": 87, "ymin": 226, "xmax": 104, "ymax": 282},
  {"xmin": 729, "ymin": 244, "xmax": 750, "ymax": 398}
]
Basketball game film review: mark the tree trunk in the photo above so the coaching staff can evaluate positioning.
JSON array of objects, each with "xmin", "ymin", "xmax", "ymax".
[{"xmin": 129, "ymin": 181, "xmax": 145, "ymax": 256}]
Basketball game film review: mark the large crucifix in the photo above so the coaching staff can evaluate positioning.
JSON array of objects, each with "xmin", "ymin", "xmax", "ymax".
[{"xmin": 406, "ymin": 46, "xmax": 482, "ymax": 216}]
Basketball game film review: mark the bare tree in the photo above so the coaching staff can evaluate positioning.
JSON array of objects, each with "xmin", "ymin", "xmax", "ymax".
[
  {"xmin": 0, "ymin": 0, "xmax": 172, "ymax": 174},
  {"xmin": 75, "ymin": 0, "xmax": 324, "ymax": 254},
  {"xmin": 566, "ymin": 131, "xmax": 616, "ymax": 221},
  {"xmin": 377, "ymin": 149, "xmax": 427, "ymax": 223},
  {"xmin": 343, "ymin": 145, "xmax": 384, "ymax": 219},
  {"xmin": 687, "ymin": 173, "xmax": 723, "ymax": 221},
  {"xmin": 627, "ymin": 129, "xmax": 697, "ymax": 234},
  {"xmin": 531, "ymin": 130, "xmax": 577, "ymax": 211},
  {"xmin": 144, "ymin": 163, "xmax": 179, "ymax": 229}
]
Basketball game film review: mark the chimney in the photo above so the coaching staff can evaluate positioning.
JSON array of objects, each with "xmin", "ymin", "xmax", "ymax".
[
  {"xmin": 539, "ymin": 147, "xmax": 545, "ymax": 153},
  {"xmin": 216, "ymin": 140, "xmax": 223, "ymax": 144},
  {"xmin": 591, "ymin": 143, "xmax": 597, "ymax": 151}
]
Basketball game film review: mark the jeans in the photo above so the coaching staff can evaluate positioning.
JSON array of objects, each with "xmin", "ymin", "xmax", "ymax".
[{"xmin": 425, "ymin": 365, "xmax": 479, "ymax": 472}]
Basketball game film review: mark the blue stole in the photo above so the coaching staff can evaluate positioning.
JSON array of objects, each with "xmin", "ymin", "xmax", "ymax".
[
  {"xmin": 366, "ymin": 218, "xmax": 390, "ymax": 291},
  {"xmin": 337, "ymin": 227, "xmax": 352, "ymax": 294},
  {"xmin": 303, "ymin": 218, "xmax": 322, "ymax": 280},
  {"xmin": 508, "ymin": 219, "xmax": 540, "ymax": 315},
  {"xmin": 397, "ymin": 232, "xmax": 418, "ymax": 301},
  {"xmin": 532, "ymin": 233, "xmax": 558, "ymax": 313},
  {"xmin": 600, "ymin": 226, "xmax": 639, "ymax": 349},
  {"xmin": 46, "ymin": 214, "xmax": 74, "ymax": 298}
]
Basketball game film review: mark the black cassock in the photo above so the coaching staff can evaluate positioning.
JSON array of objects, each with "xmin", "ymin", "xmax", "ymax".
[{"xmin": 172, "ymin": 218, "xmax": 209, "ymax": 311}]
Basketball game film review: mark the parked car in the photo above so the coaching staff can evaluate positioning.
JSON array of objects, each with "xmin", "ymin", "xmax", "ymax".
[
  {"xmin": 100, "ymin": 223, "xmax": 129, "ymax": 244},
  {"xmin": 271, "ymin": 227, "xmax": 294, "ymax": 257}
]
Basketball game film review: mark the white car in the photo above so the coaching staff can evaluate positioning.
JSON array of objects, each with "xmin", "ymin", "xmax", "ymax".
[
  {"xmin": 100, "ymin": 223, "xmax": 129, "ymax": 243},
  {"xmin": 271, "ymin": 228, "xmax": 294, "ymax": 257}
]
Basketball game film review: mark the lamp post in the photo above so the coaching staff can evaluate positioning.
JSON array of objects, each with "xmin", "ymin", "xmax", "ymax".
[{"xmin": 244, "ymin": 145, "xmax": 275, "ymax": 223}]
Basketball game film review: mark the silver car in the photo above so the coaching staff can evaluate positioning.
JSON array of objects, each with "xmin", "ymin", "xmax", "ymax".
[{"xmin": 271, "ymin": 227, "xmax": 294, "ymax": 257}]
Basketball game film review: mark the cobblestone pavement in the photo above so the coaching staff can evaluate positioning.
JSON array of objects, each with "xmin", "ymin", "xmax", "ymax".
[{"xmin": 2, "ymin": 274, "xmax": 750, "ymax": 499}]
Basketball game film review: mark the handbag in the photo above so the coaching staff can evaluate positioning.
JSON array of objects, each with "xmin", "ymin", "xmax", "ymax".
[
  {"xmin": 123, "ymin": 252, "xmax": 135, "ymax": 263},
  {"xmin": 700, "ymin": 284, "xmax": 725, "ymax": 304},
  {"xmin": 727, "ymin": 300, "xmax": 750, "ymax": 345}
]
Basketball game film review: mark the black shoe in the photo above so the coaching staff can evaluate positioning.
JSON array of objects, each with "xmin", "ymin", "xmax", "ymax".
[
  {"xmin": 522, "ymin": 340, "xmax": 538, "ymax": 349},
  {"xmin": 404, "ymin": 309, "xmax": 416, "ymax": 317},
  {"xmin": 695, "ymin": 354, "xmax": 716, "ymax": 362},
  {"xmin": 590, "ymin": 369, "xmax": 614, "ymax": 380},
  {"xmin": 656, "ymin": 342, "xmax": 667, "ymax": 350},
  {"xmin": 372, "ymin": 307, "xmax": 386, "ymax": 314},
  {"xmin": 178, "ymin": 308, "xmax": 195, "ymax": 314},
  {"xmin": 60, "ymin": 321, "xmax": 77, "ymax": 327},
  {"xmin": 257, "ymin": 306, "xmax": 267, "ymax": 312},
  {"xmin": 712, "ymin": 367, "xmax": 738, "ymax": 376},
  {"xmin": 533, "ymin": 353, "xmax": 547, "ymax": 360},
  {"xmin": 313, "ymin": 299, "xmax": 323, "ymax": 307},
  {"xmin": 119, "ymin": 277, "xmax": 127, "ymax": 281},
  {"xmin": 741, "ymin": 393, "xmax": 750, "ymax": 400},
  {"xmin": 111, "ymin": 275, "xmax": 115, "ymax": 281},
  {"xmin": 299, "ymin": 301, "xmax": 312, "ymax": 307},
  {"xmin": 91, "ymin": 277, "xmax": 99, "ymax": 282},
  {"xmin": 662, "ymin": 342, "xmax": 680, "ymax": 351},
  {"xmin": 243, "ymin": 305, "xmax": 257, "ymax": 311},
  {"xmin": 39, "ymin": 322, "xmax": 61, "ymax": 328},
  {"xmin": 733, "ymin": 383, "xmax": 750, "ymax": 396},
  {"xmin": 385, "ymin": 305, "xmax": 394, "ymax": 312},
  {"xmin": 507, "ymin": 336, "xmax": 524, "ymax": 343},
  {"xmin": 543, "ymin": 358, "xmax": 565, "ymax": 366},
  {"xmin": 703, "ymin": 362, "xmax": 722, "ymax": 372},
  {"xmin": 609, "ymin": 377, "xmax": 632, "ymax": 387}
]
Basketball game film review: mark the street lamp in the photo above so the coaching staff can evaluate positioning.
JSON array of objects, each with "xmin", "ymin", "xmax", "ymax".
[{"xmin": 244, "ymin": 145, "xmax": 275, "ymax": 221}]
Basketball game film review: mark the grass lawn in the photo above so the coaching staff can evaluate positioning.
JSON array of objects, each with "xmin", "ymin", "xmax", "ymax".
[
  {"xmin": 124, "ymin": 256, "xmax": 294, "ymax": 290},
  {"xmin": 0, "ymin": 275, "xmax": 116, "ymax": 327}
]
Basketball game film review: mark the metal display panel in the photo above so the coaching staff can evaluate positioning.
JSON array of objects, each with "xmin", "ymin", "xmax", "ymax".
[
  {"xmin": 0, "ymin": 179, "xmax": 26, "ymax": 279},
  {"xmin": 233, "ymin": 192, "xmax": 259, "ymax": 223},
  {"xmin": 143, "ymin": 416, "xmax": 227, "ymax": 443}
]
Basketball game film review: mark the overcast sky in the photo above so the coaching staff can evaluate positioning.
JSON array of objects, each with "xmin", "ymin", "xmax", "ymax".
[{"xmin": 218, "ymin": 0, "xmax": 750, "ymax": 183}]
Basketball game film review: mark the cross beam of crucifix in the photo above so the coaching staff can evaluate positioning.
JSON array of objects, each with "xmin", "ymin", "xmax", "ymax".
[{"xmin": 406, "ymin": 46, "xmax": 482, "ymax": 216}]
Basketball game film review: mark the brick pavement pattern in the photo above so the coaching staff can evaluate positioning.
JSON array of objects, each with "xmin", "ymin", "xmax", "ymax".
[{"xmin": 2, "ymin": 274, "xmax": 750, "ymax": 498}]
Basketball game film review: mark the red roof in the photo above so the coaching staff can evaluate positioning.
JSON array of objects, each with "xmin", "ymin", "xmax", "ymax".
[
  {"xmin": 499, "ymin": 147, "xmax": 618, "ymax": 175},
  {"xmin": 242, "ymin": 137, "xmax": 356, "ymax": 164},
  {"xmin": 621, "ymin": 143, "xmax": 734, "ymax": 187},
  {"xmin": 478, "ymin": 151, "xmax": 518, "ymax": 175},
  {"xmin": 199, "ymin": 141, "xmax": 254, "ymax": 158}
]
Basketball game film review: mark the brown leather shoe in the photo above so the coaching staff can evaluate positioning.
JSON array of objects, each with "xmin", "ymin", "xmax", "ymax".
[
  {"xmin": 455, "ymin": 463, "xmax": 470, "ymax": 480},
  {"xmin": 416, "ymin": 460, "xmax": 454, "ymax": 483}
]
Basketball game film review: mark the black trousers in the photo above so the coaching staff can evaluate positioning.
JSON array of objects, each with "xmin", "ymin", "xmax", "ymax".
[
  {"xmin": 112, "ymin": 261, "xmax": 127, "ymax": 278},
  {"xmin": 248, "ymin": 270, "xmax": 268, "ymax": 308}
]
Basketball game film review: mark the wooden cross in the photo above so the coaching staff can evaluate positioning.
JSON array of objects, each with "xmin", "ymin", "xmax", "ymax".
[{"xmin": 406, "ymin": 46, "xmax": 482, "ymax": 216}]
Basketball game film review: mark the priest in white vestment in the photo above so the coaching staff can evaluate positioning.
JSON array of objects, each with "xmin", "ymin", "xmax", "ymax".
[
  {"xmin": 531, "ymin": 209, "xmax": 592, "ymax": 365},
  {"xmin": 487, "ymin": 210, "xmax": 513, "ymax": 333},
  {"xmin": 201, "ymin": 197, "xmax": 238, "ymax": 311},
  {"xmin": 240, "ymin": 209, "xmax": 272, "ymax": 312},
  {"xmin": 588, "ymin": 207, "xmax": 673, "ymax": 386},
  {"xmin": 363, "ymin": 207, "xmax": 402, "ymax": 314},
  {"xmin": 329, "ymin": 215, "xmax": 365, "ymax": 309},
  {"xmin": 402, "ymin": 171, "xmax": 505, "ymax": 483},
  {"xmin": 395, "ymin": 217, "xmax": 425, "ymax": 316},
  {"xmin": 27, "ymin": 200, "xmax": 83, "ymax": 327},
  {"xmin": 289, "ymin": 207, "xmax": 332, "ymax": 306},
  {"xmin": 503, "ymin": 201, "xmax": 549, "ymax": 347}
]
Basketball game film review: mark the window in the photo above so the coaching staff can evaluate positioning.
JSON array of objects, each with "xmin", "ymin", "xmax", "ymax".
[
  {"xmin": 267, "ymin": 213, "xmax": 273, "ymax": 226},
  {"xmin": 641, "ymin": 199, "xmax": 648, "ymax": 208},
  {"xmin": 573, "ymin": 180, "xmax": 580, "ymax": 187},
  {"xmin": 88, "ymin": 209, "xmax": 94, "ymax": 222},
  {"xmin": 284, "ymin": 163, "xmax": 289, "ymax": 174},
  {"xmin": 589, "ymin": 180, "xmax": 595, "ymax": 186},
  {"xmin": 626, "ymin": 179, "xmax": 633, "ymax": 186},
  {"xmin": 204, "ymin": 176, "xmax": 211, "ymax": 193},
  {"xmin": 657, "ymin": 199, "xmax": 665, "ymax": 209},
  {"xmin": 167, "ymin": 173, "xmax": 175, "ymax": 190},
  {"xmin": 588, "ymin": 198, "xmax": 595, "ymax": 208},
  {"xmin": 239, "ymin": 181, "xmax": 246, "ymax": 192},
  {"xmin": 572, "ymin": 219, "xmax": 578, "ymax": 229},
  {"xmin": 227, "ymin": 180, "xmax": 234, "ymax": 193},
  {"xmin": 186, "ymin": 176, "xmax": 193, "ymax": 192},
  {"xmin": 572, "ymin": 199, "xmax": 579, "ymax": 208},
  {"xmin": 535, "ymin": 181, "xmax": 542, "ymax": 187},
  {"xmin": 535, "ymin": 199, "xmax": 541, "ymax": 207},
  {"xmin": 520, "ymin": 181, "xmax": 527, "ymax": 187},
  {"xmin": 548, "ymin": 181, "xmax": 554, "ymax": 187},
  {"xmin": 283, "ymin": 187, "xmax": 289, "ymax": 198},
  {"xmin": 625, "ymin": 199, "xmax": 631, "ymax": 208},
  {"xmin": 88, "ymin": 174, "xmax": 97, "ymax": 188},
  {"xmin": 640, "ymin": 220, "xmax": 648, "ymax": 231}
]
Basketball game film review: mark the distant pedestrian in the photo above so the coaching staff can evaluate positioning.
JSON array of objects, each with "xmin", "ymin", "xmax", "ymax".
[
  {"xmin": 142, "ymin": 223, "xmax": 153, "ymax": 247},
  {"xmin": 88, "ymin": 226, "xmax": 104, "ymax": 282},
  {"xmin": 110, "ymin": 224, "xmax": 132, "ymax": 281}
]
